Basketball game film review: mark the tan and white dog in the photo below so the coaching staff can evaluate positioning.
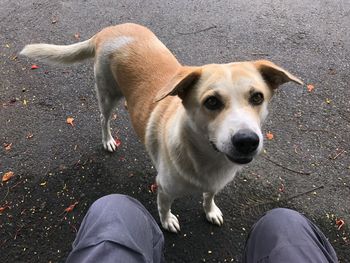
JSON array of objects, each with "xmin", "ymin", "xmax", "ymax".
[{"xmin": 21, "ymin": 23, "xmax": 303, "ymax": 232}]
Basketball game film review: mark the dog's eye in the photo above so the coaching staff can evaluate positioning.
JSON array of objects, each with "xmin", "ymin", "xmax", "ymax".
[
  {"xmin": 249, "ymin": 92, "xmax": 264, "ymax": 106},
  {"xmin": 204, "ymin": 96, "xmax": 223, "ymax": 110}
]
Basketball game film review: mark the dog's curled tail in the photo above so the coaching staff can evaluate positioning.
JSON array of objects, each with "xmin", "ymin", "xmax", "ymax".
[{"xmin": 20, "ymin": 37, "xmax": 95, "ymax": 65}]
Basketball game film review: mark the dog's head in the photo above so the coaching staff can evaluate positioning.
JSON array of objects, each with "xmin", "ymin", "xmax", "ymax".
[{"xmin": 155, "ymin": 60, "xmax": 303, "ymax": 165}]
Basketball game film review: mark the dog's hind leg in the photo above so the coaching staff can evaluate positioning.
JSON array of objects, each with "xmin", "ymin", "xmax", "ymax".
[
  {"xmin": 203, "ymin": 192, "xmax": 223, "ymax": 226},
  {"xmin": 94, "ymin": 60, "xmax": 122, "ymax": 152},
  {"xmin": 157, "ymin": 188, "xmax": 180, "ymax": 233}
]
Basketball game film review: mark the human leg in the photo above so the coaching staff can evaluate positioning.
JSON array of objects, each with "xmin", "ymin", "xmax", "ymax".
[
  {"xmin": 243, "ymin": 208, "xmax": 338, "ymax": 263},
  {"xmin": 66, "ymin": 194, "xmax": 164, "ymax": 263}
]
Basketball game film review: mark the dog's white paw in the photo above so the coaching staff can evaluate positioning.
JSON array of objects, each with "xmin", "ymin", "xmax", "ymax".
[
  {"xmin": 161, "ymin": 213, "xmax": 180, "ymax": 233},
  {"xmin": 103, "ymin": 137, "xmax": 117, "ymax": 152},
  {"xmin": 205, "ymin": 204, "xmax": 223, "ymax": 226}
]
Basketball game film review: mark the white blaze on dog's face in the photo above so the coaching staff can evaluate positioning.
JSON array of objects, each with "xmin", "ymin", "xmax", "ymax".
[
  {"xmin": 161, "ymin": 60, "xmax": 303, "ymax": 165},
  {"xmin": 181, "ymin": 63, "xmax": 269, "ymax": 164}
]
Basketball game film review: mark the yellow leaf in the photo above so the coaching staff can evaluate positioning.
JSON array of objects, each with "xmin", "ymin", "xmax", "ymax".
[
  {"xmin": 66, "ymin": 117, "xmax": 74, "ymax": 126},
  {"xmin": 2, "ymin": 171, "xmax": 14, "ymax": 182}
]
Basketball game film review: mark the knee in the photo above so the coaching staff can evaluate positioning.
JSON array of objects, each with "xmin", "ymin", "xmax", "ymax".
[
  {"xmin": 89, "ymin": 194, "xmax": 139, "ymax": 215},
  {"xmin": 258, "ymin": 208, "xmax": 307, "ymax": 231},
  {"xmin": 265, "ymin": 208, "xmax": 303, "ymax": 220}
]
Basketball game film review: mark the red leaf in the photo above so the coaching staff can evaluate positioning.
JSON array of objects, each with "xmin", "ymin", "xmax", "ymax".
[
  {"xmin": 64, "ymin": 202, "xmax": 78, "ymax": 213},
  {"xmin": 278, "ymin": 183, "xmax": 285, "ymax": 193},
  {"xmin": 31, "ymin": 64, "xmax": 39, "ymax": 70},
  {"xmin": 336, "ymin": 219, "xmax": 345, "ymax": 230},
  {"xmin": 266, "ymin": 131, "xmax": 274, "ymax": 140},
  {"xmin": 150, "ymin": 183, "xmax": 158, "ymax": 193},
  {"xmin": 115, "ymin": 138, "xmax": 121, "ymax": 148},
  {"xmin": 307, "ymin": 84, "xmax": 315, "ymax": 92},
  {"xmin": 0, "ymin": 206, "xmax": 10, "ymax": 213}
]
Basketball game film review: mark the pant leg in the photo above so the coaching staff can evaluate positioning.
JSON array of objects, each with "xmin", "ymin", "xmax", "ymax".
[
  {"xmin": 243, "ymin": 208, "xmax": 338, "ymax": 263},
  {"xmin": 65, "ymin": 194, "xmax": 165, "ymax": 263}
]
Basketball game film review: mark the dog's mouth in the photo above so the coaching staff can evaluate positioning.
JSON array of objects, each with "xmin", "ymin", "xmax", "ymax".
[
  {"xmin": 225, "ymin": 154, "xmax": 253, "ymax": 164},
  {"xmin": 210, "ymin": 140, "xmax": 254, "ymax": 165},
  {"xmin": 210, "ymin": 141, "xmax": 220, "ymax": 152}
]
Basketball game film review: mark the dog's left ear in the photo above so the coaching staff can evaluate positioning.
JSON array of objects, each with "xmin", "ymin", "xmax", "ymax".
[
  {"xmin": 254, "ymin": 60, "xmax": 303, "ymax": 89},
  {"xmin": 154, "ymin": 67, "xmax": 202, "ymax": 102}
]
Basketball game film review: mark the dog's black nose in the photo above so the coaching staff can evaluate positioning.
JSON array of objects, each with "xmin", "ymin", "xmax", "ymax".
[{"xmin": 232, "ymin": 130, "xmax": 259, "ymax": 154}]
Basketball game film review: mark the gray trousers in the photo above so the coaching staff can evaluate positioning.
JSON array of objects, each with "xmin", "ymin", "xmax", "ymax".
[
  {"xmin": 66, "ymin": 195, "xmax": 338, "ymax": 263},
  {"xmin": 65, "ymin": 194, "xmax": 165, "ymax": 263},
  {"xmin": 243, "ymin": 208, "xmax": 338, "ymax": 263}
]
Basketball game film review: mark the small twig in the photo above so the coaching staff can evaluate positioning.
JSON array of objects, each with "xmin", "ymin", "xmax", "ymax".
[
  {"xmin": 245, "ymin": 185, "xmax": 325, "ymax": 212},
  {"xmin": 70, "ymin": 224, "xmax": 78, "ymax": 233},
  {"xmin": 285, "ymin": 185, "xmax": 324, "ymax": 201},
  {"xmin": 0, "ymin": 187, "xmax": 10, "ymax": 203},
  {"xmin": 263, "ymin": 156, "xmax": 311, "ymax": 175},
  {"xmin": 330, "ymin": 149, "xmax": 346, "ymax": 160},
  {"xmin": 0, "ymin": 239, "xmax": 7, "ymax": 246},
  {"xmin": 10, "ymin": 180, "xmax": 24, "ymax": 190},
  {"xmin": 13, "ymin": 225, "xmax": 24, "ymax": 240},
  {"xmin": 177, "ymin": 25, "xmax": 217, "ymax": 35}
]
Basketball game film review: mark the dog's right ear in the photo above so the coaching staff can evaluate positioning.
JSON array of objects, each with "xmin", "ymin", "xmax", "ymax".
[{"xmin": 154, "ymin": 67, "xmax": 202, "ymax": 102}]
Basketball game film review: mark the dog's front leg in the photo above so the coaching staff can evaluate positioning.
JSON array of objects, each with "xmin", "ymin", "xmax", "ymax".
[
  {"xmin": 157, "ymin": 188, "xmax": 180, "ymax": 233},
  {"xmin": 203, "ymin": 192, "xmax": 223, "ymax": 226}
]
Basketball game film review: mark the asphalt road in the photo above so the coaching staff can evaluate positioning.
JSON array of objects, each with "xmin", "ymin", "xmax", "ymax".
[{"xmin": 1, "ymin": 0, "xmax": 349, "ymax": 262}]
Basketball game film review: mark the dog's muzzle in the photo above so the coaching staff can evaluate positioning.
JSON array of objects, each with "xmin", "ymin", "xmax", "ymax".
[{"xmin": 211, "ymin": 129, "xmax": 260, "ymax": 165}]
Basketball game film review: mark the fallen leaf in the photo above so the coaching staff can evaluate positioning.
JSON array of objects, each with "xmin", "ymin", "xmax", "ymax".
[
  {"xmin": 278, "ymin": 183, "xmax": 285, "ymax": 193},
  {"xmin": 74, "ymin": 33, "xmax": 80, "ymax": 40},
  {"xmin": 31, "ymin": 64, "xmax": 39, "ymax": 70},
  {"xmin": 64, "ymin": 202, "xmax": 78, "ymax": 213},
  {"xmin": 26, "ymin": 133, "xmax": 34, "ymax": 139},
  {"xmin": 328, "ymin": 68, "xmax": 336, "ymax": 75},
  {"xmin": 150, "ymin": 183, "xmax": 158, "ymax": 193},
  {"xmin": 115, "ymin": 138, "xmax": 121, "ymax": 147},
  {"xmin": 2, "ymin": 171, "xmax": 14, "ymax": 182},
  {"xmin": 66, "ymin": 117, "xmax": 74, "ymax": 126},
  {"xmin": 266, "ymin": 131, "xmax": 274, "ymax": 140},
  {"xmin": 307, "ymin": 84, "xmax": 314, "ymax": 92},
  {"xmin": 0, "ymin": 206, "xmax": 10, "ymax": 213},
  {"xmin": 4, "ymin": 143, "xmax": 12, "ymax": 151},
  {"xmin": 336, "ymin": 219, "xmax": 345, "ymax": 230}
]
